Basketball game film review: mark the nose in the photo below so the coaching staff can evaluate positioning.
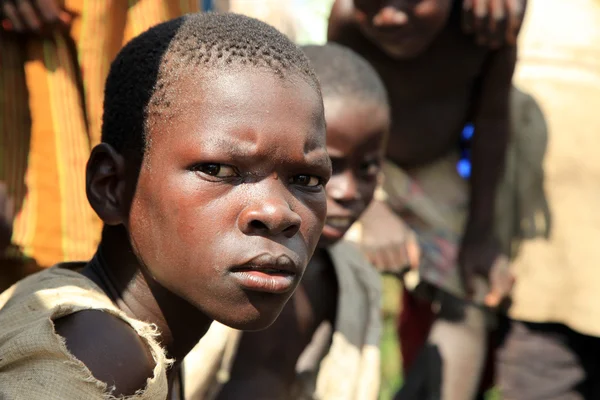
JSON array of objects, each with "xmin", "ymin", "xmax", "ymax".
[
  {"xmin": 238, "ymin": 192, "xmax": 302, "ymax": 239},
  {"xmin": 326, "ymin": 171, "xmax": 362, "ymax": 203},
  {"xmin": 373, "ymin": 6, "xmax": 409, "ymax": 27}
]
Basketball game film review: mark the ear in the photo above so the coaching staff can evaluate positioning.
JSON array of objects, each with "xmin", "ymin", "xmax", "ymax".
[{"xmin": 86, "ymin": 144, "xmax": 127, "ymax": 226}]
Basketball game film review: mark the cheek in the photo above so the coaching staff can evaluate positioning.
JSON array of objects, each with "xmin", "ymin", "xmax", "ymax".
[
  {"xmin": 359, "ymin": 180, "xmax": 378, "ymax": 210},
  {"xmin": 128, "ymin": 181, "xmax": 185, "ymax": 268},
  {"xmin": 129, "ymin": 174, "xmax": 231, "ymax": 266},
  {"xmin": 297, "ymin": 193, "xmax": 328, "ymax": 247},
  {"xmin": 416, "ymin": 1, "xmax": 450, "ymax": 32}
]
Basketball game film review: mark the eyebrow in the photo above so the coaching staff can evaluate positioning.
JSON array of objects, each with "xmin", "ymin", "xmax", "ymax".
[
  {"xmin": 196, "ymin": 132, "xmax": 331, "ymax": 172},
  {"xmin": 303, "ymin": 148, "xmax": 332, "ymax": 174},
  {"xmin": 199, "ymin": 136, "xmax": 258, "ymax": 158}
]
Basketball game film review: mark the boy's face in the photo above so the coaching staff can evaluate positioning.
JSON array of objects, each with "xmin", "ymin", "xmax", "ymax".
[
  {"xmin": 354, "ymin": 0, "xmax": 452, "ymax": 58},
  {"xmin": 319, "ymin": 97, "xmax": 388, "ymax": 248},
  {"xmin": 128, "ymin": 70, "xmax": 330, "ymax": 330}
]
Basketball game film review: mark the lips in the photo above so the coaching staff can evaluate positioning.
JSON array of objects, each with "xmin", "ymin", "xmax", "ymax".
[
  {"xmin": 366, "ymin": 26, "xmax": 417, "ymax": 48},
  {"xmin": 229, "ymin": 253, "xmax": 300, "ymax": 294},
  {"xmin": 322, "ymin": 215, "xmax": 355, "ymax": 241},
  {"xmin": 326, "ymin": 216, "xmax": 353, "ymax": 230}
]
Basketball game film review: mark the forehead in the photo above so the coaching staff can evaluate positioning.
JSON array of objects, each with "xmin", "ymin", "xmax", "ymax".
[
  {"xmin": 324, "ymin": 96, "xmax": 388, "ymax": 148},
  {"xmin": 354, "ymin": 0, "xmax": 385, "ymax": 11},
  {"xmin": 145, "ymin": 68, "xmax": 326, "ymax": 160},
  {"xmin": 354, "ymin": 0, "xmax": 447, "ymax": 13}
]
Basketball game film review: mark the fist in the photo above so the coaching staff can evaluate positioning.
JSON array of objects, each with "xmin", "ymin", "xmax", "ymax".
[
  {"xmin": 1, "ymin": 0, "xmax": 72, "ymax": 35},
  {"xmin": 462, "ymin": 0, "xmax": 527, "ymax": 47},
  {"xmin": 357, "ymin": 200, "xmax": 420, "ymax": 275},
  {"xmin": 458, "ymin": 227, "xmax": 513, "ymax": 306}
]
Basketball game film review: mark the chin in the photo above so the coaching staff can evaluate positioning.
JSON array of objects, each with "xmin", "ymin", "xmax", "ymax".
[
  {"xmin": 317, "ymin": 235, "xmax": 342, "ymax": 249},
  {"xmin": 378, "ymin": 42, "xmax": 429, "ymax": 59},
  {"xmin": 222, "ymin": 312, "xmax": 280, "ymax": 332},
  {"xmin": 213, "ymin": 294, "xmax": 289, "ymax": 331}
]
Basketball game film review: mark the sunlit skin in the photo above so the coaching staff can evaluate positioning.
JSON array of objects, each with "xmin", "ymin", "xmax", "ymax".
[
  {"xmin": 126, "ymin": 70, "xmax": 330, "ymax": 331},
  {"xmin": 217, "ymin": 96, "xmax": 389, "ymax": 399},
  {"xmin": 55, "ymin": 68, "xmax": 330, "ymax": 398}
]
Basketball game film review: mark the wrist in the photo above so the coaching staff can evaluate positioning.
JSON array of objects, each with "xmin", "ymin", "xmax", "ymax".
[
  {"xmin": 468, "ymin": 191, "xmax": 497, "ymax": 233},
  {"xmin": 465, "ymin": 216, "xmax": 493, "ymax": 238},
  {"xmin": 373, "ymin": 185, "xmax": 388, "ymax": 202}
]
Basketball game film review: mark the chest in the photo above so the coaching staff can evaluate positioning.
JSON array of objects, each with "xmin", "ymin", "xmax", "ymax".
[
  {"xmin": 354, "ymin": 26, "xmax": 489, "ymax": 116},
  {"xmin": 346, "ymin": 26, "xmax": 490, "ymax": 165},
  {"xmin": 284, "ymin": 254, "xmax": 338, "ymax": 356}
]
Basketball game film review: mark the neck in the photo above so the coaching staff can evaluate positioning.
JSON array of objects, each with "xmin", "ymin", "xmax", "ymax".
[
  {"xmin": 313, "ymin": 246, "xmax": 331, "ymax": 260},
  {"xmin": 302, "ymin": 246, "xmax": 332, "ymax": 280},
  {"xmin": 82, "ymin": 225, "xmax": 213, "ymax": 366}
]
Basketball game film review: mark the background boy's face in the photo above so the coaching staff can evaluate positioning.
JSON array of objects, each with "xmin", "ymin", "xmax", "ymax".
[
  {"xmin": 128, "ymin": 70, "xmax": 329, "ymax": 330},
  {"xmin": 319, "ymin": 97, "xmax": 388, "ymax": 248},
  {"xmin": 354, "ymin": 0, "xmax": 452, "ymax": 58}
]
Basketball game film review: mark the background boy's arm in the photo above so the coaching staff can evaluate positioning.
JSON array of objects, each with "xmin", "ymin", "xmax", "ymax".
[
  {"xmin": 354, "ymin": 199, "xmax": 420, "ymax": 273},
  {"xmin": 460, "ymin": 46, "xmax": 516, "ymax": 292}
]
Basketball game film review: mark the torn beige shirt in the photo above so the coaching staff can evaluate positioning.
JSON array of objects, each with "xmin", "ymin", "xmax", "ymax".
[
  {"xmin": 0, "ymin": 265, "xmax": 171, "ymax": 400},
  {"xmin": 184, "ymin": 241, "xmax": 382, "ymax": 400}
]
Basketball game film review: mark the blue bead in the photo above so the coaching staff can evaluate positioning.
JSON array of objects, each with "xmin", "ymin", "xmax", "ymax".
[
  {"xmin": 457, "ymin": 159, "xmax": 471, "ymax": 179},
  {"xmin": 462, "ymin": 123, "xmax": 475, "ymax": 140}
]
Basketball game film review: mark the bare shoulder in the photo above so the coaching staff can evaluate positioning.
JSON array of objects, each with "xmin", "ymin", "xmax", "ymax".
[{"xmin": 54, "ymin": 309, "xmax": 155, "ymax": 397}]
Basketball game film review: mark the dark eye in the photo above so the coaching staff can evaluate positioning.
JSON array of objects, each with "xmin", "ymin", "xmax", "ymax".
[
  {"xmin": 360, "ymin": 160, "xmax": 381, "ymax": 176},
  {"xmin": 354, "ymin": 0, "xmax": 385, "ymax": 15},
  {"xmin": 330, "ymin": 158, "xmax": 345, "ymax": 176},
  {"xmin": 290, "ymin": 175, "xmax": 322, "ymax": 187},
  {"xmin": 193, "ymin": 163, "xmax": 237, "ymax": 178}
]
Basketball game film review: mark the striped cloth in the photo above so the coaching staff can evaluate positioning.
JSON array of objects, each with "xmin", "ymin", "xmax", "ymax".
[{"xmin": 0, "ymin": 0, "xmax": 198, "ymax": 273}]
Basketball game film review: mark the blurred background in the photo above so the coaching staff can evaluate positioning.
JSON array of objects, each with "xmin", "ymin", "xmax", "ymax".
[{"xmin": 1, "ymin": 0, "xmax": 599, "ymax": 399}]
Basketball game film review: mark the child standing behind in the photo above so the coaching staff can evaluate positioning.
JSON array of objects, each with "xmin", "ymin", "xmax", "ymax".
[{"xmin": 329, "ymin": 0, "xmax": 528, "ymax": 398}]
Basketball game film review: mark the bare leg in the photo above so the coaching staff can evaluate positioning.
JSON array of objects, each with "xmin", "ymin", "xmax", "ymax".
[
  {"xmin": 428, "ymin": 293, "xmax": 488, "ymax": 400},
  {"xmin": 396, "ymin": 290, "xmax": 488, "ymax": 400}
]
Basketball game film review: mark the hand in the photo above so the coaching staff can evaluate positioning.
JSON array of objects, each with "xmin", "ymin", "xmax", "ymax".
[
  {"xmin": 359, "ymin": 200, "xmax": 420, "ymax": 275},
  {"xmin": 0, "ymin": 182, "xmax": 14, "ymax": 253},
  {"xmin": 485, "ymin": 254, "xmax": 513, "ymax": 308},
  {"xmin": 462, "ymin": 0, "xmax": 527, "ymax": 48},
  {"xmin": 458, "ymin": 226, "xmax": 502, "ymax": 298},
  {"xmin": 1, "ymin": 0, "xmax": 72, "ymax": 35}
]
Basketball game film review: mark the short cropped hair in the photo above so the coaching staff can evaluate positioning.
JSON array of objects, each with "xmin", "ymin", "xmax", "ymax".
[
  {"xmin": 302, "ymin": 43, "xmax": 388, "ymax": 106},
  {"xmin": 102, "ymin": 13, "xmax": 321, "ymax": 160}
]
